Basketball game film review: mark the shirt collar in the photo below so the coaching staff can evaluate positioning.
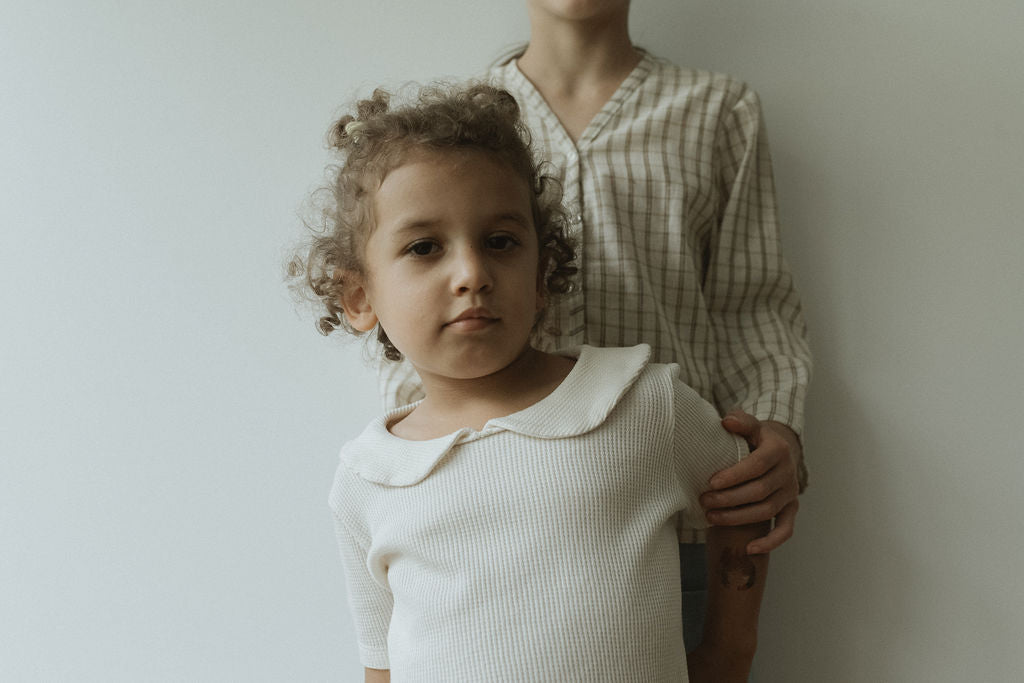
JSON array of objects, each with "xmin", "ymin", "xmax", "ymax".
[{"xmin": 340, "ymin": 344, "xmax": 652, "ymax": 487}]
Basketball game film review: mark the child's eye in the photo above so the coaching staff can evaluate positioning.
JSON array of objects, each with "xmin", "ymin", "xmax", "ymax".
[
  {"xmin": 405, "ymin": 240, "xmax": 439, "ymax": 257},
  {"xmin": 485, "ymin": 234, "xmax": 519, "ymax": 251}
]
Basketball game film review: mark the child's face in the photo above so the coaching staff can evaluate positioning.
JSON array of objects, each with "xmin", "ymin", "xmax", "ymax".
[{"xmin": 346, "ymin": 148, "xmax": 543, "ymax": 382}]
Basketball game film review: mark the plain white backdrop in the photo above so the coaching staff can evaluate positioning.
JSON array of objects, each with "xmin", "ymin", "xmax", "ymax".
[{"xmin": 3, "ymin": 1, "xmax": 1022, "ymax": 680}]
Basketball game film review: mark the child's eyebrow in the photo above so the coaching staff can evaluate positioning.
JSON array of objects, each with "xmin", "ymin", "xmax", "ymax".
[
  {"xmin": 387, "ymin": 218, "xmax": 442, "ymax": 237},
  {"xmin": 489, "ymin": 211, "xmax": 533, "ymax": 229},
  {"xmin": 386, "ymin": 211, "xmax": 533, "ymax": 237}
]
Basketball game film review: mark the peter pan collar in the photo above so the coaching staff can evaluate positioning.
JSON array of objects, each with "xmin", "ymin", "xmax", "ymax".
[{"xmin": 340, "ymin": 344, "xmax": 651, "ymax": 487}]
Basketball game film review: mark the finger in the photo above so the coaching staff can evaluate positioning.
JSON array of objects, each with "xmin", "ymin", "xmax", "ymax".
[
  {"xmin": 710, "ymin": 427, "xmax": 794, "ymax": 490},
  {"xmin": 721, "ymin": 409, "xmax": 761, "ymax": 444},
  {"xmin": 705, "ymin": 489, "xmax": 791, "ymax": 527},
  {"xmin": 701, "ymin": 465, "xmax": 791, "ymax": 511},
  {"xmin": 708, "ymin": 444, "xmax": 781, "ymax": 490},
  {"xmin": 747, "ymin": 500, "xmax": 799, "ymax": 555}
]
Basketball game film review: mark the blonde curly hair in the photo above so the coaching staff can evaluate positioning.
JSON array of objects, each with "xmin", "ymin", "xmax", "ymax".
[{"xmin": 288, "ymin": 83, "xmax": 577, "ymax": 361}]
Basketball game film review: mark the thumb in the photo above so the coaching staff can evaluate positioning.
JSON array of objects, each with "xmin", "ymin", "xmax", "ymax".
[{"xmin": 721, "ymin": 408, "xmax": 761, "ymax": 444}]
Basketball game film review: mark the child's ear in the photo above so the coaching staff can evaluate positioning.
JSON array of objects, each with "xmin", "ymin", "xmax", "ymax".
[{"xmin": 338, "ymin": 272, "xmax": 378, "ymax": 332}]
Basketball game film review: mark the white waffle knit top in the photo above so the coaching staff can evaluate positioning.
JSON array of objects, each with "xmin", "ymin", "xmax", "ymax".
[{"xmin": 330, "ymin": 345, "xmax": 745, "ymax": 681}]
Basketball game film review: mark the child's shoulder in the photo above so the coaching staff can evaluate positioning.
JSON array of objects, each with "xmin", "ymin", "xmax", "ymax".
[
  {"xmin": 565, "ymin": 345, "xmax": 702, "ymax": 424},
  {"xmin": 563, "ymin": 343, "xmax": 652, "ymax": 391}
]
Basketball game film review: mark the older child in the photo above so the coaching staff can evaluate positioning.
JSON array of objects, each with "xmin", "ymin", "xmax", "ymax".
[{"xmin": 292, "ymin": 84, "xmax": 768, "ymax": 682}]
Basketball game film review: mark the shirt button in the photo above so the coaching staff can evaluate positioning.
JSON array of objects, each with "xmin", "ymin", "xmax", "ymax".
[{"xmin": 571, "ymin": 214, "xmax": 582, "ymax": 226}]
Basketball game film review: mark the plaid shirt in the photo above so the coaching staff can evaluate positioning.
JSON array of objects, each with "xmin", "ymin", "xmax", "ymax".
[{"xmin": 378, "ymin": 52, "xmax": 812, "ymax": 491}]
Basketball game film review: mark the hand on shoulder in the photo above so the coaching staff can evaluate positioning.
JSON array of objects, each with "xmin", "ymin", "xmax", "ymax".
[{"xmin": 698, "ymin": 409, "xmax": 803, "ymax": 554}]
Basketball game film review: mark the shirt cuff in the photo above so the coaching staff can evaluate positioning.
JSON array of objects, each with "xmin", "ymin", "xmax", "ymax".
[{"xmin": 359, "ymin": 643, "xmax": 390, "ymax": 671}]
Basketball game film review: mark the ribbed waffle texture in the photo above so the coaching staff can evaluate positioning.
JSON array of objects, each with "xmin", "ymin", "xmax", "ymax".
[{"xmin": 331, "ymin": 346, "xmax": 745, "ymax": 681}]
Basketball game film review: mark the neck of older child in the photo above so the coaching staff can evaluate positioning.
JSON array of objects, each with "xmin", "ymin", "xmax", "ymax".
[
  {"xmin": 517, "ymin": 5, "xmax": 639, "ymax": 99},
  {"xmin": 409, "ymin": 345, "xmax": 574, "ymax": 437}
]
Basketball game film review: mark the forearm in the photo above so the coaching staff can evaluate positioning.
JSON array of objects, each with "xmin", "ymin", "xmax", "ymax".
[
  {"xmin": 702, "ymin": 522, "xmax": 770, "ymax": 661},
  {"xmin": 364, "ymin": 667, "xmax": 390, "ymax": 683}
]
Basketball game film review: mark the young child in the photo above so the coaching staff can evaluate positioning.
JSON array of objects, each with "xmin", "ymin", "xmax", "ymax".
[
  {"xmin": 378, "ymin": 0, "xmax": 814, "ymax": 653},
  {"xmin": 292, "ymin": 83, "xmax": 768, "ymax": 682}
]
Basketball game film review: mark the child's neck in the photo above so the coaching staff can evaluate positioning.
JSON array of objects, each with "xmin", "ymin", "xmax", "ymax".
[
  {"xmin": 388, "ymin": 346, "xmax": 575, "ymax": 440},
  {"xmin": 517, "ymin": 12, "xmax": 641, "ymax": 142}
]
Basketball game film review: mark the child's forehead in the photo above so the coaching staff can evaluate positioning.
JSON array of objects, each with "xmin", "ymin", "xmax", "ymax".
[
  {"xmin": 387, "ymin": 145, "xmax": 512, "ymax": 177},
  {"xmin": 378, "ymin": 150, "xmax": 532, "ymax": 211},
  {"xmin": 370, "ymin": 146, "xmax": 536, "ymax": 227}
]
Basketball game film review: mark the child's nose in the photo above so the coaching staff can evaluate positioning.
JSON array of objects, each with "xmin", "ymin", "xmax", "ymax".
[{"xmin": 451, "ymin": 247, "xmax": 493, "ymax": 294}]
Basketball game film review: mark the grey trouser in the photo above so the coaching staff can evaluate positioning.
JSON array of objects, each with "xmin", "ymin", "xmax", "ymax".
[{"xmin": 679, "ymin": 542, "xmax": 708, "ymax": 653}]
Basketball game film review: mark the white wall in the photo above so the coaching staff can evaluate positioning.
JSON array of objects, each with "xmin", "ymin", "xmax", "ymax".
[
  {"xmin": 636, "ymin": 4, "xmax": 1024, "ymax": 681},
  {"xmin": 2, "ymin": 2, "xmax": 1021, "ymax": 681}
]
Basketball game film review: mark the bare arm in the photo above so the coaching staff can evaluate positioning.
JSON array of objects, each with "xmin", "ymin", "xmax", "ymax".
[
  {"xmin": 364, "ymin": 668, "xmax": 390, "ymax": 683},
  {"xmin": 686, "ymin": 521, "xmax": 770, "ymax": 683}
]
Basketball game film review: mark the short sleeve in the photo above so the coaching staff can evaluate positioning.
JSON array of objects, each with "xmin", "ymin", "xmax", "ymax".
[
  {"xmin": 329, "ymin": 468, "xmax": 393, "ymax": 669},
  {"xmin": 670, "ymin": 370, "xmax": 748, "ymax": 533}
]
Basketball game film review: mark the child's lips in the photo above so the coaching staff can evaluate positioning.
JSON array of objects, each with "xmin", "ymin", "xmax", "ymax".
[
  {"xmin": 445, "ymin": 307, "xmax": 499, "ymax": 330},
  {"xmin": 446, "ymin": 317, "xmax": 498, "ymax": 331}
]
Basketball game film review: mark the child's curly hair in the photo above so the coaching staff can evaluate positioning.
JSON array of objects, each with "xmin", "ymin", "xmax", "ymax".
[{"xmin": 288, "ymin": 82, "xmax": 577, "ymax": 361}]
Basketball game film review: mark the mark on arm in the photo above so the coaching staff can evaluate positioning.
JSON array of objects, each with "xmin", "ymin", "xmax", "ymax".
[{"xmin": 719, "ymin": 548, "xmax": 757, "ymax": 590}]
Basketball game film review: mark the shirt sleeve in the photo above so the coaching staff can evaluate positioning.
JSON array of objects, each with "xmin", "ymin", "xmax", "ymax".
[
  {"xmin": 671, "ymin": 370, "xmax": 748, "ymax": 534},
  {"xmin": 705, "ymin": 83, "xmax": 813, "ymax": 450},
  {"xmin": 329, "ymin": 468, "xmax": 393, "ymax": 670},
  {"xmin": 377, "ymin": 356, "xmax": 425, "ymax": 413}
]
